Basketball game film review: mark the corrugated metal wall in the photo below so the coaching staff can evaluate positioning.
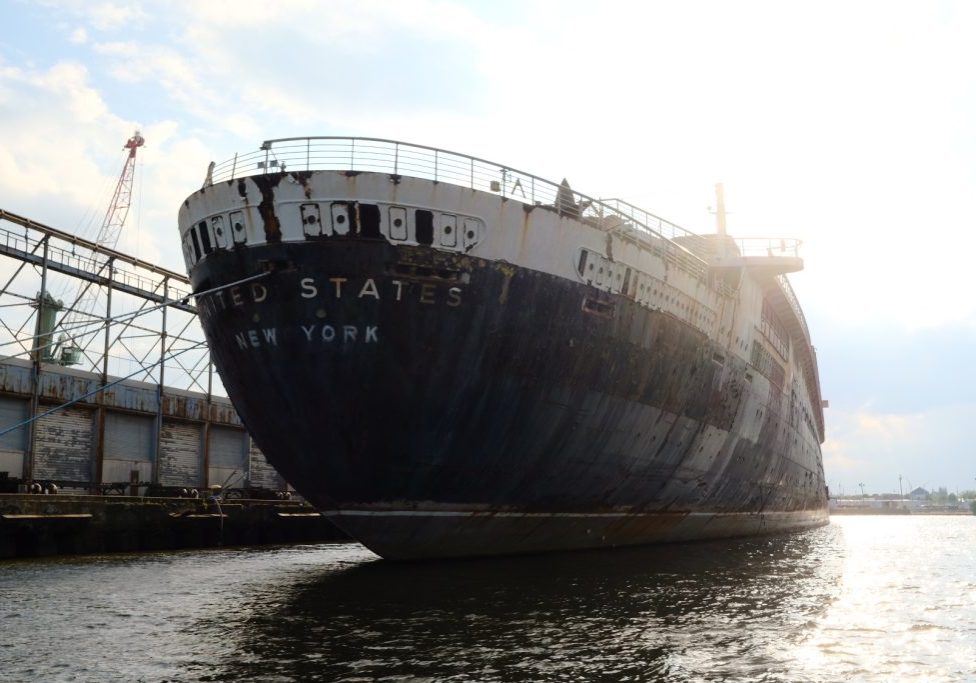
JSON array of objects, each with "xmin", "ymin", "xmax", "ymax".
[
  {"xmin": 208, "ymin": 426, "xmax": 247, "ymax": 490},
  {"xmin": 33, "ymin": 405, "xmax": 94, "ymax": 483},
  {"xmin": 248, "ymin": 439, "xmax": 285, "ymax": 490},
  {"xmin": 0, "ymin": 395, "xmax": 28, "ymax": 477},
  {"xmin": 0, "ymin": 361, "xmax": 291, "ymax": 494},
  {"xmin": 159, "ymin": 420, "xmax": 203, "ymax": 487},
  {"xmin": 101, "ymin": 412, "xmax": 155, "ymax": 484}
]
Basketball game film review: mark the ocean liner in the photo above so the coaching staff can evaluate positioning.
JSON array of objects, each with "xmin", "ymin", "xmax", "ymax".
[{"xmin": 178, "ymin": 137, "xmax": 828, "ymax": 559}]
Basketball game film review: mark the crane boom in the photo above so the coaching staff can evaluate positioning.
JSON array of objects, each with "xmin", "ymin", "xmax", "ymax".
[
  {"xmin": 95, "ymin": 131, "xmax": 145, "ymax": 249},
  {"xmin": 47, "ymin": 130, "xmax": 146, "ymax": 366}
]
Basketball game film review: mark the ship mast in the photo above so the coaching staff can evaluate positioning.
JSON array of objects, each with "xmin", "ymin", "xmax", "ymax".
[{"xmin": 714, "ymin": 182, "xmax": 727, "ymax": 237}]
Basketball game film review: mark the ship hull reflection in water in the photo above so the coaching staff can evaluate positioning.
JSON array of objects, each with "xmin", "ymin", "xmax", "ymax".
[
  {"xmin": 232, "ymin": 531, "xmax": 842, "ymax": 681},
  {"xmin": 3, "ymin": 517, "xmax": 975, "ymax": 682}
]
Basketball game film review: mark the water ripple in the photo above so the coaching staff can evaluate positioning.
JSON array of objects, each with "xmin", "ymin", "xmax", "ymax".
[{"xmin": 1, "ymin": 518, "xmax": 976, "ymax": 681}]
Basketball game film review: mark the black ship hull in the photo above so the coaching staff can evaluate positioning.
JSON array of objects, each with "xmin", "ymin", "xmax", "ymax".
[{"xmin": 192, "ymin": 238, "xmax": 827, "ymax": 559}]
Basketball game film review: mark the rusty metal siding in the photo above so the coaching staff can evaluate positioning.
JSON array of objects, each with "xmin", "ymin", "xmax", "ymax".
[
  {"xmin": 33, "ymin": 405, "xmax": 94, "ymax": 483},
  {"xmin": 101, "ymin": 412, "xmax": 154, "ymax": 484},
  {"xmin": 97, "ymin": 385, "xmax": 159, "ymax": 414},
  {"xmin": 207, "ymin": 399, "xmax": 243, "ymax": 427},
  {"xmin": 38, "ymin": 372, "xmax": 99, "ymax": 405},
  {"xmin": 0, "ymin": 359, "xmax": 245, "ymax": 426},
  {"xmin": 160, "ymin": 394, "xmax": 205, "ymax": 422},
  {"xmin": 247, "ymin": 438, "xmax": 283, "ymax": 490},
  {"xmin": 0, "ymin": 394, "xmax": 28, "ymax": 477},
  {"xmin": 208, "ymin": 426, "xmax": 247, "ymax": 489},
  {"xmin": 0, "ymin": 362, "xmax": 31, "ymax": 395},
  {"xmin": 159, "ymin": 420, "xmax": 203, "ymax": 487}
]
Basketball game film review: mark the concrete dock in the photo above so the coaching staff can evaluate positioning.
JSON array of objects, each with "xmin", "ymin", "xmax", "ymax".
[{"xmin": 0, "ymin": 493, "xmax": 348, "ymax": 559}]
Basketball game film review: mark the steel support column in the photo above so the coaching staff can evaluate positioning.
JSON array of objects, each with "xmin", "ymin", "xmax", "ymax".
[
  {"xmin": 25, "ymin": 236, "xmax": 50, "ymax": 483},
  {"xmin": 153, "ymin": 277, "xmax": 168, "ymax": 485}
]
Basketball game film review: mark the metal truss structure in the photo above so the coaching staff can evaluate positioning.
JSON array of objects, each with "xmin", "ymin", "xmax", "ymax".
[{"xmin": 0, "ymin": 208, "xmax": 219, "ymax": 398}]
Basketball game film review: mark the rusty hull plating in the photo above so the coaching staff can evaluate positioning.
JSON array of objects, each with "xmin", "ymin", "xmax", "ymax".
[{"xmin": 178, "ymin": 138, "xmax": 828, "ymax": 559}]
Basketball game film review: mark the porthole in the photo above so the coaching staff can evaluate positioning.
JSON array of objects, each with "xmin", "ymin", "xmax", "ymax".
[
  {"xmin": 389, "ymin": 207, "xmax": 408, "ymax": 241},
  {"xmin": 331, "ymin": 203, "xmax": 351, "ymax": 235},
  {"xmin": 440, "ymin": 214, "xmax": 458, "ymax": 247},
  {"xmin": 211, "ymin": 215, "xmax": 229, "ymax": 249},
  {"xmin": 230, "ymin": 211, "xmax": 246, "ymax": 244},
  {"xmin": 462, "ymin": 218, "xmax": 482, "ymax": 250},
  {"xmin": 301, "ymin": 203, "xmax": 323, "ymax": 237}
]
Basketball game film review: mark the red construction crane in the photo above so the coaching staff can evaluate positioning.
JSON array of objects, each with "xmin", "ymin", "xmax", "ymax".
[
  {"xmin": 94, "ymin": 130, "xmax": 145, "ymax": 249},
  {"xmin": 50, "ymin": 130, "xmax": 146, "ymax": 365}
]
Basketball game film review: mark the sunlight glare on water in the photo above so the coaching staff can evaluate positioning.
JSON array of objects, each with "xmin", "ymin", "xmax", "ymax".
[
  {"xmin": 792, "ymin": 516, "xmax": 976, "ymax": 682},
  {"xmin": 1, "ymin": 516, "xmax": 975, "ymax": 681}
]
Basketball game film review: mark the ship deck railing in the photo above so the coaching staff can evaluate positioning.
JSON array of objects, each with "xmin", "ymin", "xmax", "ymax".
[
  {"xmin": 776, "ymin": 274, "xmax": 810, "ymax": 345},
  {"xmin": 208, "ymin": 137, "xmax": 808, "ymax": 337},
  {"xmin": 210, "ymin": 137, "xmax": 723, "ymax": 281}
]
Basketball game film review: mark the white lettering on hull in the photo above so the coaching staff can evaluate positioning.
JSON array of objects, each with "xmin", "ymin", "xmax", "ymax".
[
  {"xmin": 235, "ymin": 328, "xmax": 280, "ymax": 350},
  {"xmin": 234, "ymin": 325, "xmax": 379, "ymax": 351},
  {"xmin": 206, "ymin": 276, "xmax": 463, "ymax": 311},
  {"xmin": 214, "ymin": 275, "xmax": 459, "ymax": 352}
]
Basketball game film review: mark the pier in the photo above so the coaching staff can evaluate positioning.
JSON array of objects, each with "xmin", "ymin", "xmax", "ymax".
[{"xmin": 0, "ymin": 493, "xmax": 345, "ymax": 559}]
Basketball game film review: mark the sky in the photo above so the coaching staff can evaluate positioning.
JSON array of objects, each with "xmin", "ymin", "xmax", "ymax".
[{"xmin": 1, "ymin": 0, "xmax": 975, "ymax": 495}]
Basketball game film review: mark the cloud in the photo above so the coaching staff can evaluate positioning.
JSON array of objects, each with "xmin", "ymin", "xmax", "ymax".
[
  {"xmin": 73, "ymin": 1, "xmax": 491, "ymax": 144},
  {"xmin": 42, "ymin": 1, "xmax": 150, "ymax": 32},
  {"xmin": 854, "ymin": 413, "xmax": 909, "ymax": 442},
  {"xmin": 183, "ymin": 0, "xmax": 486, "ymax": 49},
  {"xmin": 0, "ymin": 61, "xmax": 117, "ymax": 202},
  {"xmin": 87, "ymin": 2, "xmax": 148, "ymax": 31},
  {"xmin": 0, "ymin": 58, "xmax": 209, "ymax": 270},
  {"xmin": 69, "ymin": 27, "xmax": 88, "ymax": 44},
  {"xmin": 88, "ymin": 40, "xmax": 256, "ymax": 137},
  {"xmin": 821, "ymin": 436, "xmax": 862, "ymax": 473}
]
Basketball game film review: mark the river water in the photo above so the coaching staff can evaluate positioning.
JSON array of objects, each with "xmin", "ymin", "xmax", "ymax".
[{"xmin": 2, "ymin": 516, "xmax": 975, "ymax": 682}]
